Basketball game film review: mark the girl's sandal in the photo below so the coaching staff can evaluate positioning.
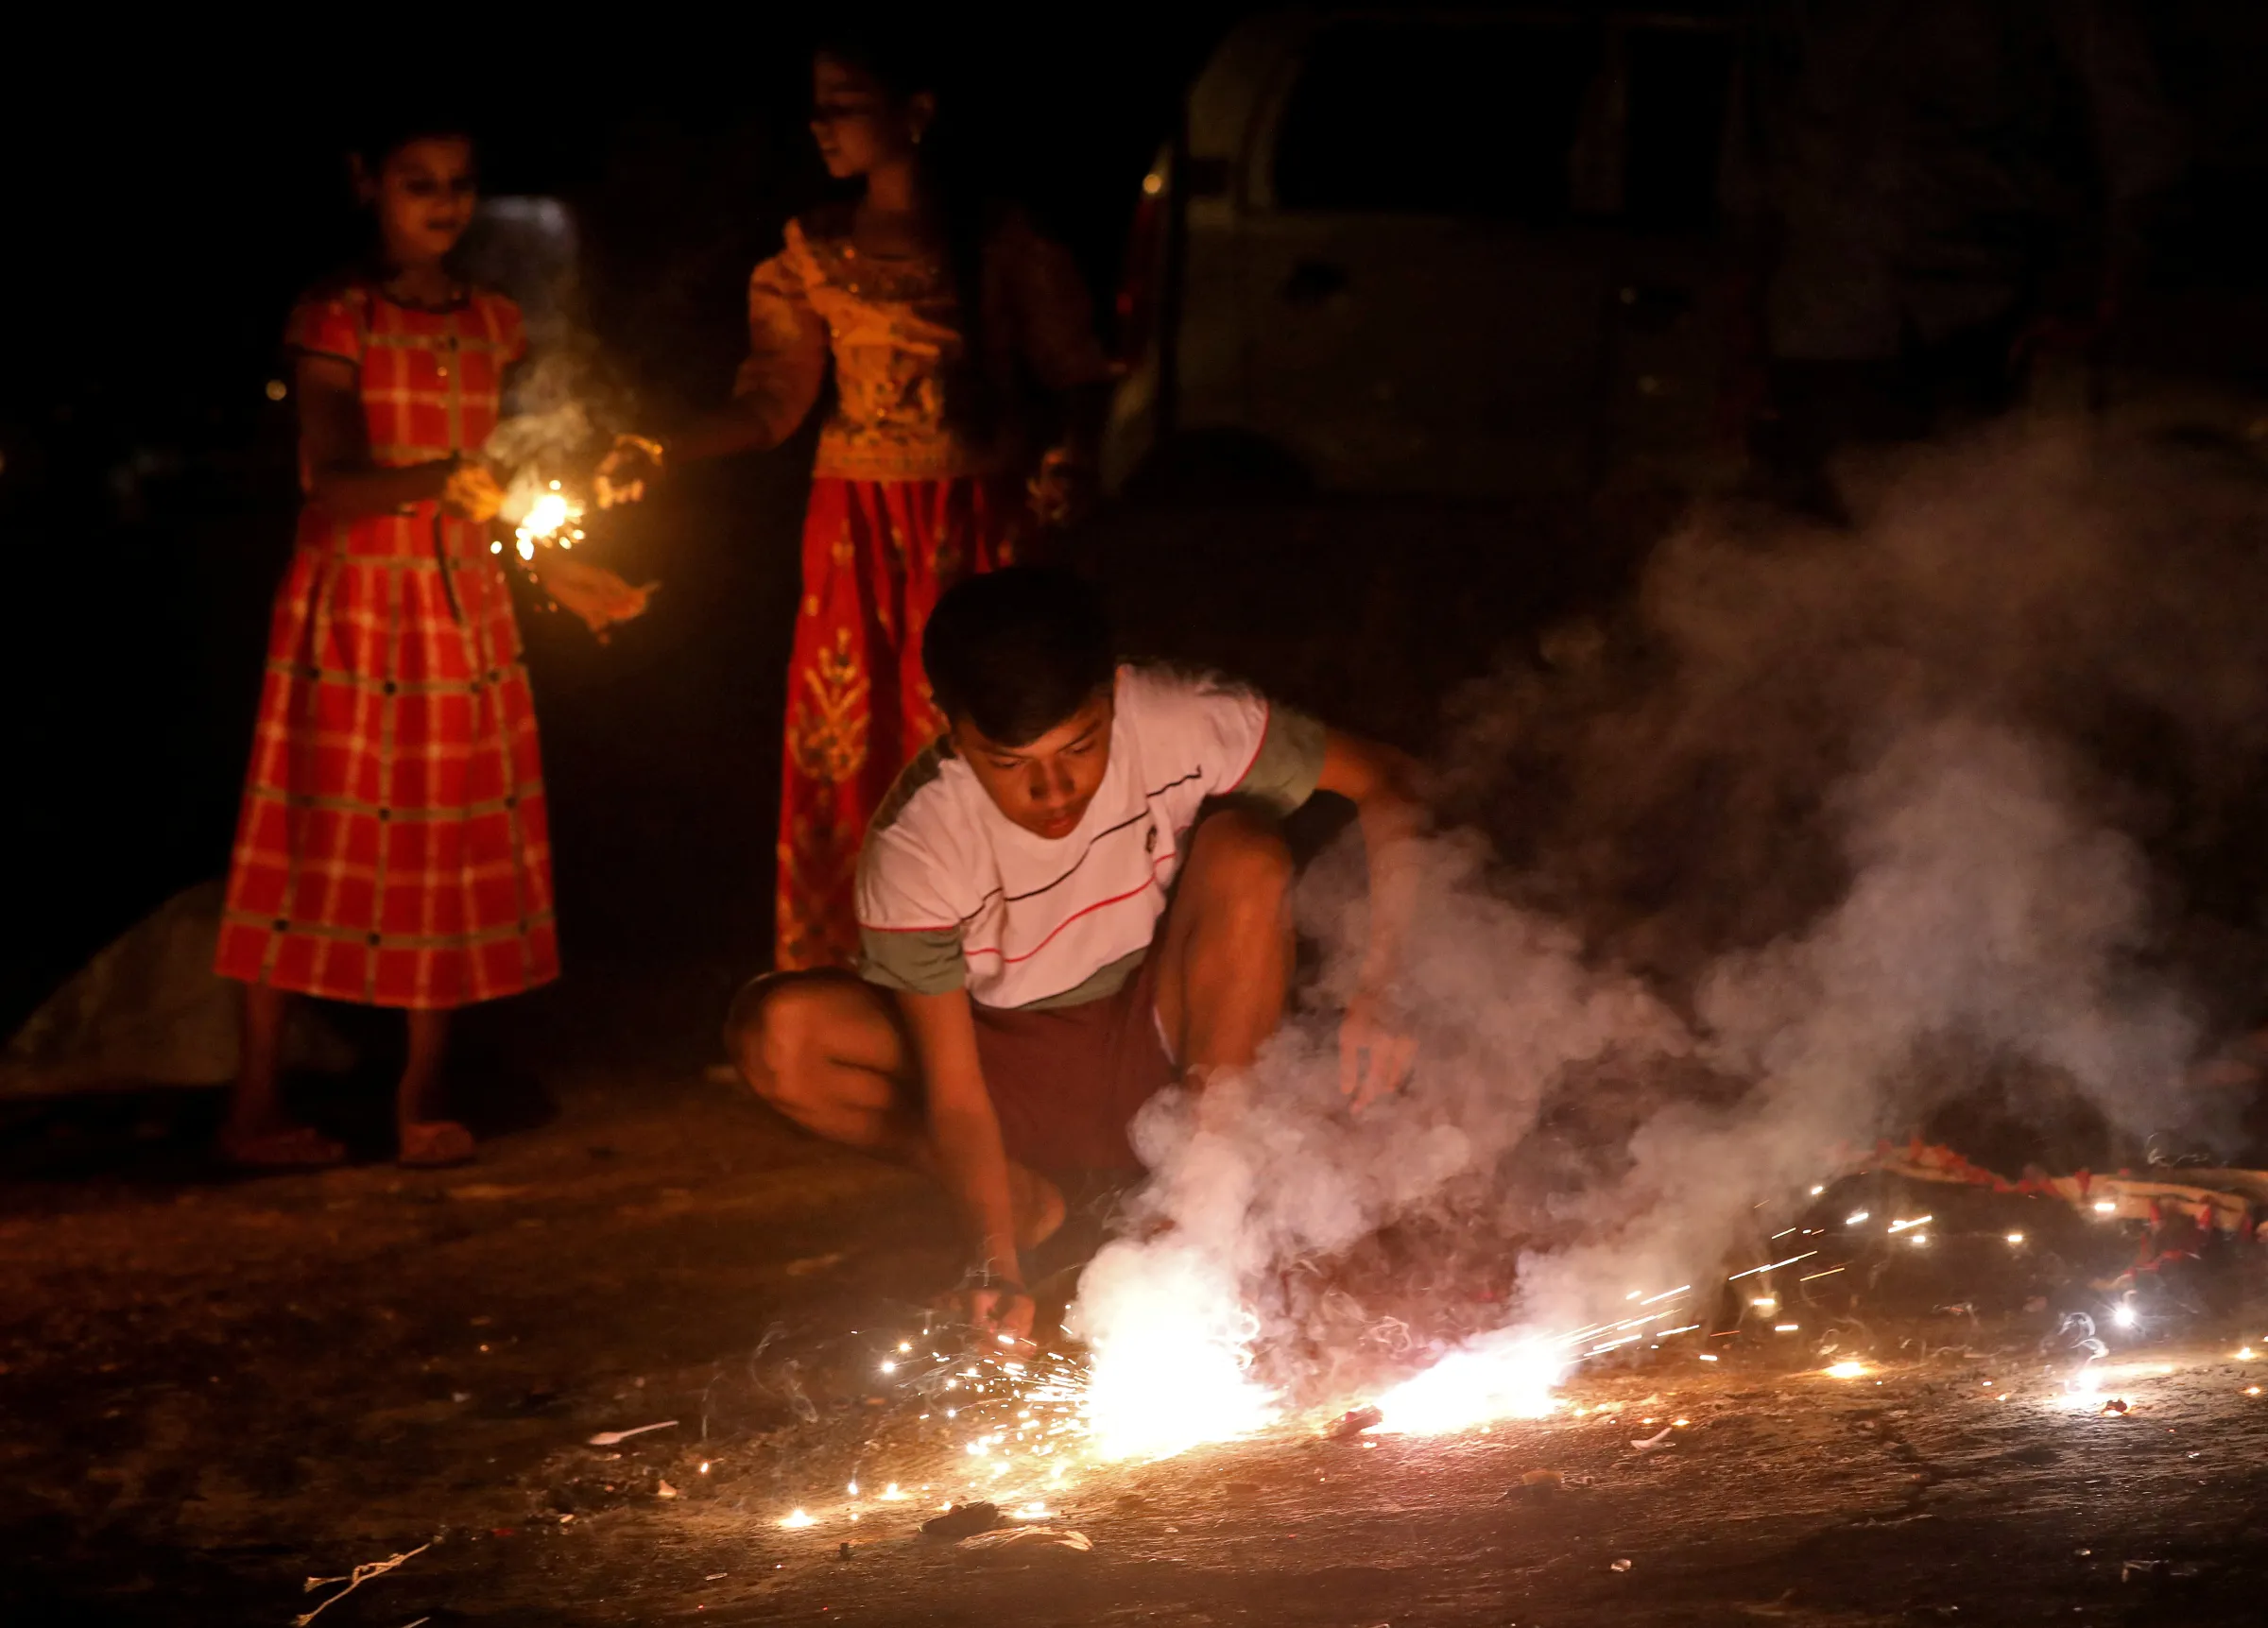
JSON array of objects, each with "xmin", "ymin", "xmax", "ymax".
[
  {"xmin": 399, "ymin": 1120, "xmax": 477, "ymax": 1169},
  {"xmin": 221, "ymin": 1125, "xmax": 348, "ymax": 1170}
]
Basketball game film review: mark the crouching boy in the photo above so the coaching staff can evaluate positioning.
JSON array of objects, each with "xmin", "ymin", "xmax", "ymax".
[{"xmin": 729, "ymin": 568, "xmax": 1419, "ymax": 1336}]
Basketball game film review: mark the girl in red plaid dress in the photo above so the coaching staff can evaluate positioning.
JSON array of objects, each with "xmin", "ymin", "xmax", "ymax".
[
  {"xmin": 217, "ymin": 122, "xmax": 646, "ymax": 1168},
  {"xmin": 600, "ymin": 33, "xmax": 1112, "ymax": 971}
]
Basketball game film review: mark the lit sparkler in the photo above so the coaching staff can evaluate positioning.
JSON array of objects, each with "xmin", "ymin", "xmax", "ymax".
[{"xmin": 496, "ymin": 477, "xmax": 587, "ymax": 563}]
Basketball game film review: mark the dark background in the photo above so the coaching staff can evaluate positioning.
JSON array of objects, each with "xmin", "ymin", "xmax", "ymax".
[
  {"xmin": 8, "ymin": 3, "xmax": 2268, "ymax": 1050},
  {"xmin": 0, "ymin": 11, "xmax": 1254, "ymax": 1037}
]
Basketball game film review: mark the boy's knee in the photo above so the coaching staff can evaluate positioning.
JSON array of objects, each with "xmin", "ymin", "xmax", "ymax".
[
  {"xmin": 724, "ymin": 975, "xmax": 820, "ymax": 1105},
  {"xmin": 1195, "ymin": 809, "xmax": 1294, "ymax": 899}
]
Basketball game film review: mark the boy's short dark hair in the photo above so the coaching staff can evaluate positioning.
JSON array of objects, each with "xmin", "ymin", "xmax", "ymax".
[{"xmin": 923, "ymin": 568, "xmax": 1116, "ymax": 746}]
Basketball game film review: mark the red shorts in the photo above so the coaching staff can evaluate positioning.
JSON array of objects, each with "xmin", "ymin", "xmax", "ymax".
[{"xmin": 971, "ymin": 952, "xmax": 1177, "ymax": 1173}]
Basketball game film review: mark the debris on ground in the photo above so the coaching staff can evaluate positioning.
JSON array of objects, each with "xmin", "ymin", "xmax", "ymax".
[
  {"xmin": 292, "ymin": 1542, "xmax": 430, "ymax": 1627},
  {"xmin": 586, "ymin": 1420, "xmax": 677, "ymax": 1446},
  {"xmin": 1631, "ymin": 1426, "xmax": 1678, "ymax": 1454},
  {"xmin": 2121, "ymin": 1559, "xmax": 2206, "ymax": 1584},
  {"xmin": 957, "ymin": 1527, "xmax": 1093, "ymax": 1565},
  {"xmin": 1611, "ymin": 1557, "xmax": 1634, "ymax": 1572},
  {"xmin": 1327, "ymin": 1405, "xmax": 1384, "ymax": 1440},
  {"xmin": 921, "ymin": 1501, "xmax": 1003, "ymax": 1539}
]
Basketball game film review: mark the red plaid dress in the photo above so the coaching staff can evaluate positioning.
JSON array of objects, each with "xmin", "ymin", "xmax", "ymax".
[{"xmin": 215, "ymin": 282, "xmax": 559, "ymax": 1009}]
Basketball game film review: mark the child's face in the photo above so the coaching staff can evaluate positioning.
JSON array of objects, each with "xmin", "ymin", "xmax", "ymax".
[
  {"xmin": 810, "ymin": 55, "xmax": 929, "ymax": 180},
  {"xmin": 363, "ymin": 137, "xmax": 477, "ymax": 267},
  {"xmin": 953, "ymin": 689, "xmax": 1115, "ymax": 842}
]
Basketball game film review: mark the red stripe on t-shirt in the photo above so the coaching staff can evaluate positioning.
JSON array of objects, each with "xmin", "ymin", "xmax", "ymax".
[{"xmin": 960, "ymin": 849, "xmax": 1175, "ymax": 964}]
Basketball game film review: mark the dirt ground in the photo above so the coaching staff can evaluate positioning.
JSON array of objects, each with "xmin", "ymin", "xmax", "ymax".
[
  {"xmin": 5, "ymin": 1023, "xmax": 2265, "ymax": 1628},
  {"xmin": 9, "ymin": 486, "xmax": 2268, "ymax": 1625}
]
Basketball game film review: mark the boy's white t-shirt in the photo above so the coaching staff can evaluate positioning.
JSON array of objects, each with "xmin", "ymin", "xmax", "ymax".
[{"xmin": 855, "ymin": 665, "xmax": 1326, "ymax": 1011}]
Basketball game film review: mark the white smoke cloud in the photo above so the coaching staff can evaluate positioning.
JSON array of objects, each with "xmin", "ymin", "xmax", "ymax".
[{"xmin": 1073, "ymin": 421, "xmax": 2268, "ymax": 1436}]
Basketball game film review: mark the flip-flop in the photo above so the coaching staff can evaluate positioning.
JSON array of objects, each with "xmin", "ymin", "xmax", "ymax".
[
  {"xmin": 221, "ymin": 1125, "xmax": 348, "ymax": 1170},
  {"xmin": 399, "ymin": 1120, "xmax": 477, "ymax": 1169}
]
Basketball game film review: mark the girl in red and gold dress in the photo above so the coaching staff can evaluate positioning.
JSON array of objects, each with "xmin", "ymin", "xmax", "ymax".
[
  {"xmin": 603, "ymin": 34, "xmax": 1112, "ymax": 971},
  {"xmin": 217, "ymin": 121, "xmax": 647, "ymax": 1168}
]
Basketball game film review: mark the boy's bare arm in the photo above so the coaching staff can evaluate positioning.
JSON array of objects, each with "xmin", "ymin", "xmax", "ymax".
[
  {"xmin": 1315, "ymin": 729, "xmax": 1427, "ymax": 1105},
  {"xmin": 893, "ymin": 986, "xmax": 1033, "ymax": 1337}
]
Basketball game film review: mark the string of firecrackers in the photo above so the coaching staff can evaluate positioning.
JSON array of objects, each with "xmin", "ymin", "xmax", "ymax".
[{"xmin": 1831, "ymin": 1136, "xmax": 2267, "ymax": 1243}]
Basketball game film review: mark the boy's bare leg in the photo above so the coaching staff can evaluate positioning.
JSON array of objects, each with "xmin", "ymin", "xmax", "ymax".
[
  {"xmin": 1151, "ymin": 809, "xmax": 1296, "ymax": 1079},
  {"xmin": 398, "ymin": 1009, "xmax": 473, "ymax": 1167},
  {"xmin": 221, "ymin": 982, "xmax": 345, "ymax": 1167},
  {"xmin": 728, "ymin": 970, "xmax": 1063, "ymax": 1248}
]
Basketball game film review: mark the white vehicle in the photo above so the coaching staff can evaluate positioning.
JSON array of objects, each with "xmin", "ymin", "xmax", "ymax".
[{"xmin": 1105, "ymin": 8, "xmax": 1743, "ymax": 499}]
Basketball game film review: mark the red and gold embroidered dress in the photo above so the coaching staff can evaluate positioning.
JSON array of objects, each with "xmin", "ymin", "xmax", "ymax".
[
  {"xmin": 215, "ymin": 284, "xmax": 559, "ymax": 1007},
  {"xmin": 741, "ymin": 208, "xmax": 1110, "ymax": 968}
]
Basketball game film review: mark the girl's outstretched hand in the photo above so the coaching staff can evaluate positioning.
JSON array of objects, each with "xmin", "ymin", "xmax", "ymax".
[
  {"xmin": 1026, "ymin": 446, "xmax": 1097, "ymax": 531},
  {"xmin": 540, "ymin": 556, "xmax": 655, "ymax": 638},
  {"xmin": 440, "ymin": 459, "xmax": 507, "ymax": 522},
  {"xmin": 594, "ymin": 434, "xmax": 666, "ymax": 508}
]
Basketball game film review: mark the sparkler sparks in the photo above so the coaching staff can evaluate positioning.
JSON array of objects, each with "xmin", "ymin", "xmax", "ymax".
[
  {"xmin": 1371, "ymin": 1339, "xmax": 1568, "ymax": 1435},
  {"xmin": 1823, "ymin": 1362, "xmax": 1868, "ymax": 1379},
  {"xmin": 1075, "ymin": 1245, "xmax": 1279, "ymax": 1462},
  {"xmin": 495, "ymin": 476, "xmax": 588, "ymax": 564}
]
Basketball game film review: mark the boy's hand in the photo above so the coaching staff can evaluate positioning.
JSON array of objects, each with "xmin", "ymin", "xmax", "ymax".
[
  {"xmin": 1339, "ymin": 987, "xmax": 1415, "ymax": 1111},
  {"xmin": 939, "ymin": 1281, "xmax": 1037, "ymax": 1346}
]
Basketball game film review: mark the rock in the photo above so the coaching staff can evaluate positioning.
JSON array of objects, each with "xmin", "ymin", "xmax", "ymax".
[
  {"xmin": 1, "ymin": 882, "xmax": 352, "ymax": 1096},
  {"xmin": 921, "ymin": 1501, "xmax": 1002, "ymax": 1539},
  {"xmin": 1500, "ymin": 1468, "xmax": 1563, "ymax": 1502}
]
